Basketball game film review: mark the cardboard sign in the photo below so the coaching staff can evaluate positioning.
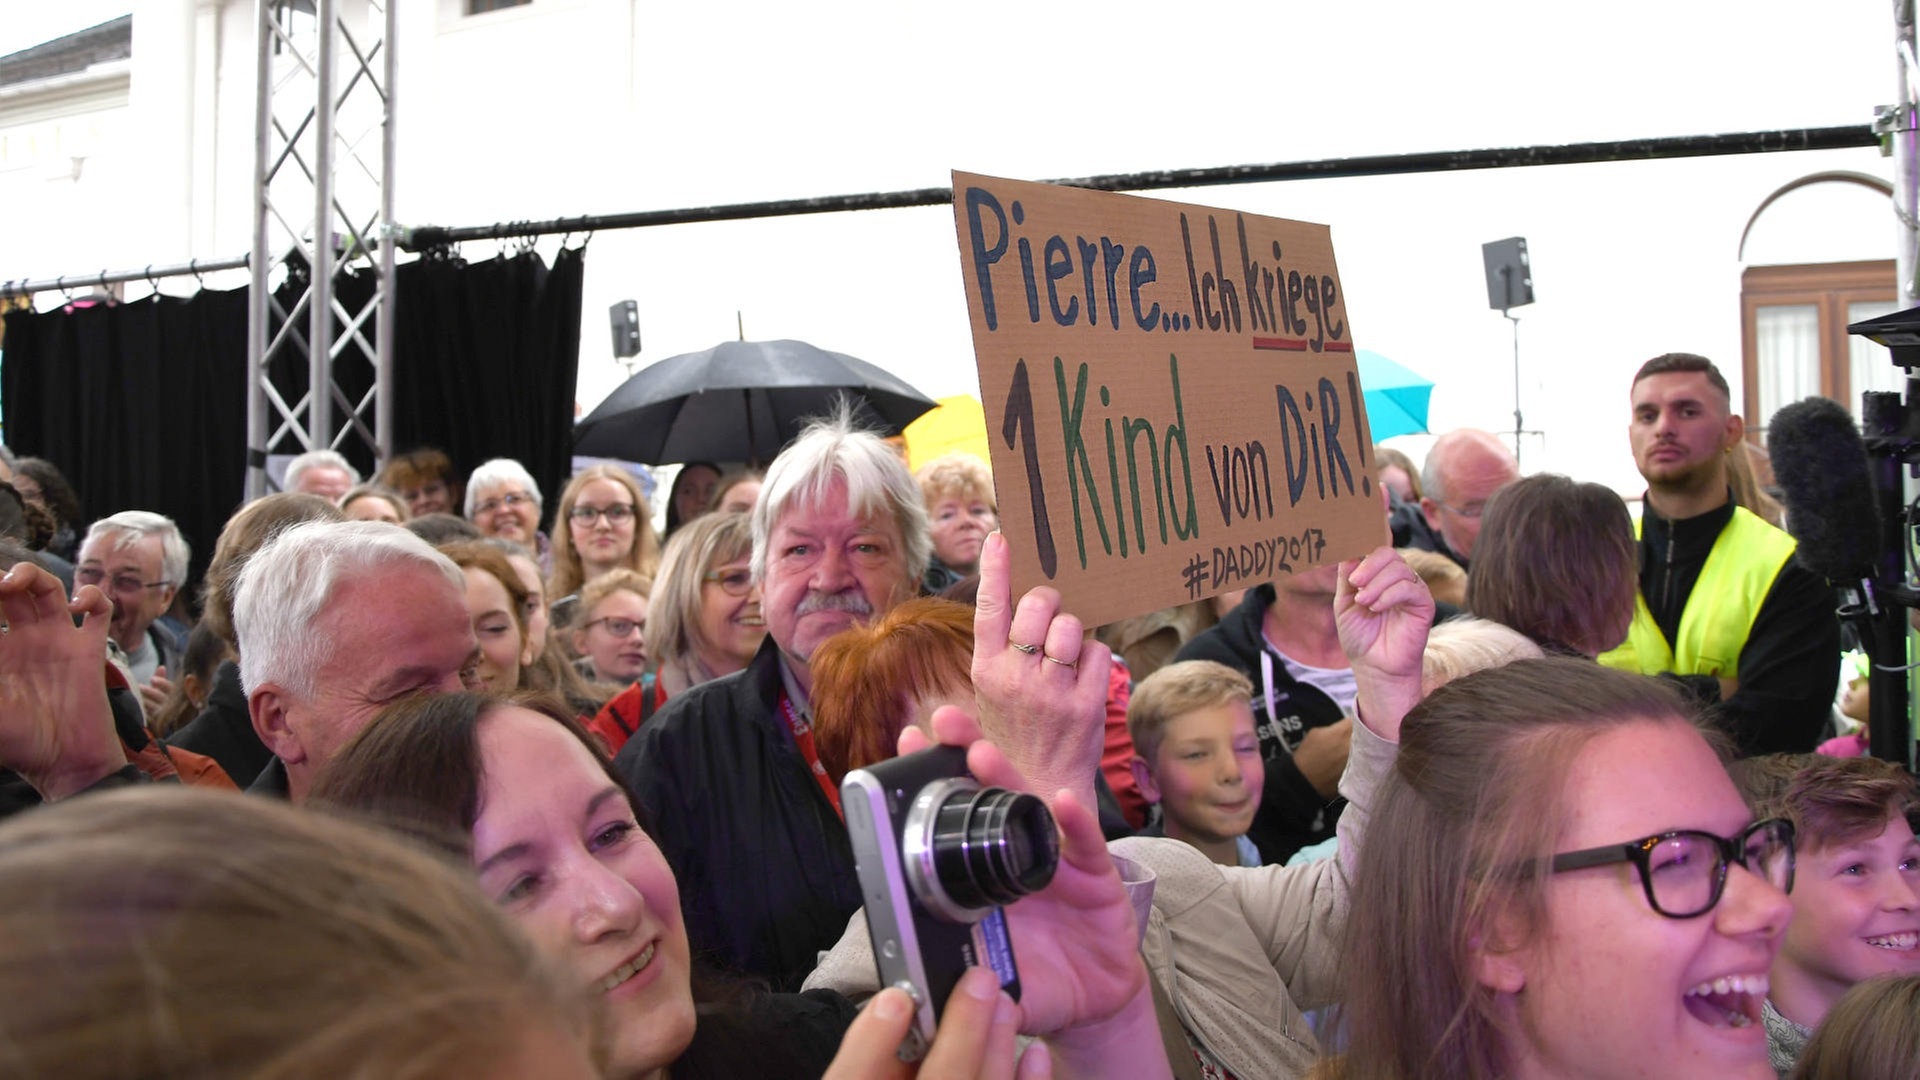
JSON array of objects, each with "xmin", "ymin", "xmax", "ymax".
[{"xmin": 951, "ymin": 172, "xmax": 1388, "ymax": 629}]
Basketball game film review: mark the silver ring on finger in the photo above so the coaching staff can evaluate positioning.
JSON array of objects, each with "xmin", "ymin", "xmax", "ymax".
[
  {"xmin": 1043, "ymin": 653, "xmax": 1076, "ymax": 668},
  {"xmin": 1010, "ymin": 641, "xmax": 1041, "ymax": 655}
]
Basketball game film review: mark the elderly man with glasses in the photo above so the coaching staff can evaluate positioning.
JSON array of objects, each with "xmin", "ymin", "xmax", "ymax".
[{"xmin": 75, "ymin": 512, "xmax": 189, "ymax": 704}]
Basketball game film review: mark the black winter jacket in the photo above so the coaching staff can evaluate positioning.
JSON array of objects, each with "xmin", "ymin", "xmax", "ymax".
[
  {"xmin": 613, "ymin": 638, "xmax": 862, "ymax": 992},
  {"xmin": 166, "ymin": 661, "xmax": 275, "ymax": 788}
]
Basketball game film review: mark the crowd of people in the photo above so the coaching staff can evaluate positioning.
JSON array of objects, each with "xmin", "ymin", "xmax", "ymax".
[{"xmin": 0, "ymin": 349, "xmax": 1914, "ymax": 1079}]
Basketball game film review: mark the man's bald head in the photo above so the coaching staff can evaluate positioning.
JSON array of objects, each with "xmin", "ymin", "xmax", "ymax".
[{"xmin": 1419, "ymin": 429, "xmax": 1520, "ymax": 560}]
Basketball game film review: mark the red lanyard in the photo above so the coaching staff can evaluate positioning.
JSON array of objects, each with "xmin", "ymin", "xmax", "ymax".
[{"xmin": 778, "ymin": 691, "xmax": 842, "ymax": 817}]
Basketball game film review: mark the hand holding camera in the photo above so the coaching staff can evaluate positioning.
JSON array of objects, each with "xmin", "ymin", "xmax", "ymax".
[{"xmin": 844, "ymin": 744, "xmax": 1060, "ymax": 1059}]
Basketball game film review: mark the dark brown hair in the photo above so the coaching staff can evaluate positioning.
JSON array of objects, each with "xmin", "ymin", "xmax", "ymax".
[
  {"xmin": 664, "ymin": 461, "xmax": 721, "ymax": 536},
  {"xmin": 1745, "ymin": 755, "xmax": 1919, "ymax": 852},
  {"xmin": 13, "ymin": 457, "xmax": 81, "ymax": 530},
  {"xmin": 145, "ymin": 621, "xmax": 233, "ymax": 737},
  {"xmin": 1374, "ymin": 445, "xmax": 1421, "ymax": 500},
  {"xmin": 199, "ymin": 493, "xmax": 345, "ymax": 651},
  {"xmin": 1633, "ymin": 352, "xmax": 1731, "ymax": 404},
  {"xmin": 309, "ymin": 690, "xmax": 624, "ymax": 857},
  {"xmin": 1465, "ymin": 474, "xmax": 1638, "ymax": 657},
  {"xmin": 1727, "ymin": 752, "xmax": 1824, "ymax": 819}
]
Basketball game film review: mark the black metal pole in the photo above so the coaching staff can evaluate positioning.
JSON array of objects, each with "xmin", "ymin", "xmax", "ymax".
[
  {"xmin": 397, "ymin": 125, "xmax": 1879, "ymax": 251},
  {"xmin": 1861, "ymin": 384, "xmax": 1918, "ymax": 768}
]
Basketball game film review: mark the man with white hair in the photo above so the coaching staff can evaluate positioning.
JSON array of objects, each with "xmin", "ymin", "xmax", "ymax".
[
  {"xmin": 76, "ymin": 512, "xmax": 190, "ymax": 692},
  {"xmin": 281, "ymin": 449, "xmax": 360, "ymax": 502},
  {"xmin": 235, "ymin": 520, "xmax": 476, "ymax": 800},
  {"xmin": 613, "ymin": 410, "xmax": 929, "ymax": 991},
  {"xmin": 0, "ymin": 520, "xmax": 474, "ymax": 807}
]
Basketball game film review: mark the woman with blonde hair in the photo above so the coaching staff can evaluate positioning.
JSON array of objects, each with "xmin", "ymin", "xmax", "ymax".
[
  {"xmin": 548, "ymin": 465, "xmax": 661, "ymax": 601},
  {"xmin": 0, "ymin": 787, "xmax": 595, "ymax": 1079},
  {"xmin": 569, "ymin": 568, "xmax": 653, "ymax": 689},
  {"xmin": 587, "ymin": 513, "xmax": 764, "ymax": 754},
  {"xmin": 645, "ymin": 511, "xmax": 763, "ymax": 697},
  {"xmin": 915, "ymin": 453, "xmax": 997, "ymax": 584}
]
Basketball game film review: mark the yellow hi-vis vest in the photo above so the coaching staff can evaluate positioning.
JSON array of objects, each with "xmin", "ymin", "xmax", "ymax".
[{"xmin": 1597, "ymin": 505, "xmax": 1798, "ymax": 682}]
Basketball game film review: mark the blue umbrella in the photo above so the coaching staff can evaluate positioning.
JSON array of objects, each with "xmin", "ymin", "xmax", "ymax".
[{"xmin": 1356, "ymin": 349, "xmax": 1434, "ymax": 442}]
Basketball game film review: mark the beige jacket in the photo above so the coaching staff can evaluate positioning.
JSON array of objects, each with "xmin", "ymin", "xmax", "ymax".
[{"xmin": 802, "ymin": 720, "xmax": 1393, "ymax": 1079}]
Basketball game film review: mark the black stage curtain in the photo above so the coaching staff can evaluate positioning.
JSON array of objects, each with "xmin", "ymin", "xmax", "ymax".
[
  {"xmin": 388, "ymin": 247, "xmax": 584, "ymax": 508},
  {"xmin": 1, "ymin": 247, "xmax": 584, "ymax": 606},
  {"xmin": 2, "ymin": 289, "xmax": 250, "ymax": 595}
]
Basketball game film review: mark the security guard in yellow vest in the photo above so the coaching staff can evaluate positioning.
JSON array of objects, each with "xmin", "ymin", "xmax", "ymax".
[{"xmin": 1599, "ymin": 354, "xmax": 1840, "ymax": 755}]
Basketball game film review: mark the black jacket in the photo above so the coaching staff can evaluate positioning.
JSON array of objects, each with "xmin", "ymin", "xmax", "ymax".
[
  {"xmin": 1173, "ymin": 584, "xmax": 1347, "ymax": 863},
  {"xmin": 612, "ymin": 638, "xmax": 862, "ymax": 992},
  {"xmin": 675, "ymin": 989, "xmax": 856, "ymax": 1079},
  {"xmin": 1639, "ymin": 500, "xmax": 1841, "ymax": 755},
  {"xmin": 166, "ymin": 661, "xmax": 275, "ymax": 788}
]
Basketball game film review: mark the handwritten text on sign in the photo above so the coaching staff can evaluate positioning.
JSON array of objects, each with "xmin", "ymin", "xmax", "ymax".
[{"xmin": 952, "ymin": 172, "xmax": 1387, "ymax": 629}]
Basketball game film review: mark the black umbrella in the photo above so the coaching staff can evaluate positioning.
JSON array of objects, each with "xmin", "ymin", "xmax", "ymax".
[{"xmin": 573, "ymin": 339, "xmax": 939, "ymax": 465}]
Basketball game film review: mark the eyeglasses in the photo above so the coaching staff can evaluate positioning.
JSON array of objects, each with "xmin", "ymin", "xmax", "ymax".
[
  {"xmin": 584, "ymin": 615, "xmax": 644, "ymax": 638},
  {"xmin": 474, "ymin": 492, "xmax": 534, "ymax": 516},
  {"xmin": 1551, "ymin": 818, "xmax": 1795, "ymax": 919},
  {"xmin": 569, "ymin": 503, "xmax": 636, "ymax": 525},
  {"xmin": 1435, "ymin": 500, "xmax": 1488, "ymax": 519},
  {"xmin": 75, "ymin": 569, "xmax": 171, "ymax": 594},
  {"xmin": 702, "ymin": 568, "xmax": 755, "ymax": 596}
]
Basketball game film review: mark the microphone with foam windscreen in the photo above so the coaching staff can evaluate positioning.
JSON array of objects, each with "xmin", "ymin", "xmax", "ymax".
[{"xmin": 1765, "ymin": 397, "xmax": 1882, "ymax": 590}]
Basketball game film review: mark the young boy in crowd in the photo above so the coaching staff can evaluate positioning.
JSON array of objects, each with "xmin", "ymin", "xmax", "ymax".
[
  {"xmin": 1735, "ymin": 754, "xmax": 1920, "ymax": 1075},
  {"xmin": 1126, "ymin": 660, "xmax": 1265, "ymax": 867}
]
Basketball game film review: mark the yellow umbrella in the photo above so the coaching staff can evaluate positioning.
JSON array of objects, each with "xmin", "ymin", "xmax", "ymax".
[{"xmin": 904, "ymin": 394, "xmax": 992, "ymax": 474}]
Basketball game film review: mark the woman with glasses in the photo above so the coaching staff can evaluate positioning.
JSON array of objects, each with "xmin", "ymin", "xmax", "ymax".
[
  {"xmin": 548, "ymin": 465, "xmax": 661, "ymax": 603},
  {"xmin": 589, "ymin": 512, "xmax": 762, "ymax": 755},
  {"xmin": 465, "ymin": 459, "xmax": 549, "ymax": 570},
  {"xmin": 1321, "ymin": 656, "xmax": 1795, "ymax": 1079},
  {"xmin": 569, "ymin": 568, "xmax": 653, "ymax": 689}
]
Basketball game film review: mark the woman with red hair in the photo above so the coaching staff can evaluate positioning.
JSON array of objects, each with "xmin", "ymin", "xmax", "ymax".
[{"xmin": 808, "ymin": 596, "xmax": 975, "ymax": 787}]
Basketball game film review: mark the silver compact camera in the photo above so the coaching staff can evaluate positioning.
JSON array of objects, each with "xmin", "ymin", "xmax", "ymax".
[{"xmin": 841, "ymin": 744, "xmax": 1060, "ymax": 1060}]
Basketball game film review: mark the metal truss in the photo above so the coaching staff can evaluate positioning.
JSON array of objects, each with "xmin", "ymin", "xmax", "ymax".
[
  {"xmin": 246, "ymin": 0, "xmax": 396, "ymax": 497},
  {"xmin": 1889, "ymin": 0, "xmax": 1920, "ymax": 306}
]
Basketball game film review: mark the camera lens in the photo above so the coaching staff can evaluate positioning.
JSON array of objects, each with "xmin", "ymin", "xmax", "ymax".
[{"xmin": 908, "ymin": 781, "xmax": 1059, "ymax": 921}]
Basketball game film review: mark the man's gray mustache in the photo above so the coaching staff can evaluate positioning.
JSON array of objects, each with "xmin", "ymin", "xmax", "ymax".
[{"xmin": 795, "ymin": 592, "xmax": 873, "ymax": 617}]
